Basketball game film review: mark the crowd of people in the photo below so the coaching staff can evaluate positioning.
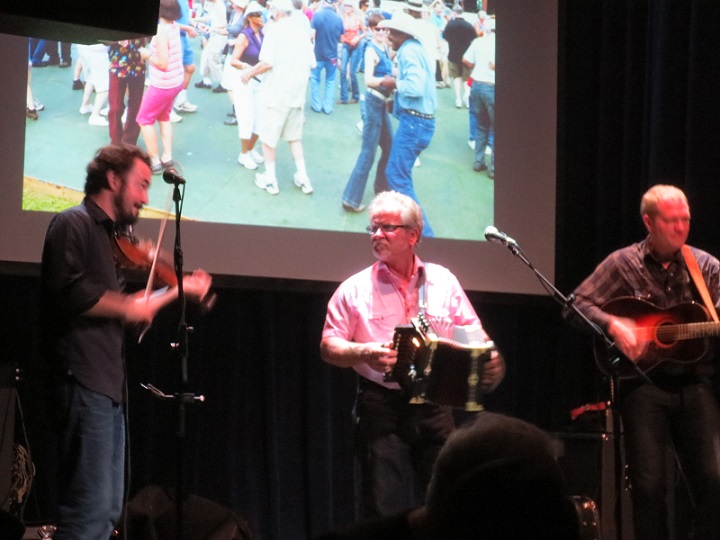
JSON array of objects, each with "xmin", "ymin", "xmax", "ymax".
[{"xmin": 26, "ymin": 0, "xmax": 495, "ymax": 237}]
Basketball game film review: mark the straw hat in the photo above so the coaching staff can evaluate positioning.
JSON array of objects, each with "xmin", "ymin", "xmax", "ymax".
[
  {"xmin": 244, "ymin": 0, "xmax": 263, "ymax": 15},
  {"xmin": 377, "ymin": 12, "xmax": 422, "ymax": 40},
  {"xmin": 405, "ymin": 0, "xmax": 429, "ymax": 14}
]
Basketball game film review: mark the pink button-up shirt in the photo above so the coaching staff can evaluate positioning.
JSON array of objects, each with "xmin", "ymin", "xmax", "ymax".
[{"xmin": 322, "ymin": 256, "xmax": 486, "ymax": 388}]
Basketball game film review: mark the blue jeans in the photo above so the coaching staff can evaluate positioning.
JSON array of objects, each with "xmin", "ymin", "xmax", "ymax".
[
  {"xmin": 339, "ymin": 43, "xmax": 361, "ymax": 103},
  {"xmin": 54, "ymin": 381, "xmax": 126, "ymax": 540},
  {"xmin": 342, "ymin": 92, "xmax": 393, "ymax": 209},
  {"xmin": 621, "ymin": 379, "xmax": 720, "ymax": 539},
  {"xmin": 357, "ymin": 37, "xmax": 370, "ymax": 73},
  {"xmin": 469, "ymin": 113, "xmax": 494, "ymax": 149},
  {"xmin": 355, "ymin": 379, "xmax": 454, "ymax": 517},
  {"xmin": 386, "ymin": 111, "xmax": 435, "ymax": 237},
  {"xmin": 30, "ymin": 38, "xmax": 49, "ymax": 64},
  {"xmin": 310, "ymin": 59, "xmax": 338, "ymax": 114},
  {"xmin": 470, "ymin": 81, "xmax": 495, "ymax": 173}
]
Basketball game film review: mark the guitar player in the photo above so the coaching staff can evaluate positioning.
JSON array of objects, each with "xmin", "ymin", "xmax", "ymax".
[{"xmin": 567, "ymin": 184, "xmax": 720, "ymax": 540}]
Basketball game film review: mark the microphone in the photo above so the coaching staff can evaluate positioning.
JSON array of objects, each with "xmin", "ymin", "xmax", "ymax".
[
  {"xmin": 162, "ymin": 168, "xmax": 186, "ymax": 185},
  {"xmin": 484, "ymin": 226, "xmax": 518, "ymax": 247}
]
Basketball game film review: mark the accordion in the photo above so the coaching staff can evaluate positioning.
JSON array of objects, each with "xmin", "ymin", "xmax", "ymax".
[{"xmin": 390, "ymin": 318, "xmax": 495, "ymax": 411}]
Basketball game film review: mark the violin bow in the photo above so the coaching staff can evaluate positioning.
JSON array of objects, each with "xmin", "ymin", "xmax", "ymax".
[{"xmin": 138, "ymin": 189, "xmax": 174, "ymax": 343}]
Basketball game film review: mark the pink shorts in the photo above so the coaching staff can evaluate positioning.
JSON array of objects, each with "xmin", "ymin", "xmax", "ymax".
[{"xmin": 136, "ymin": 84, "xmax": 182, "ymax": 125}]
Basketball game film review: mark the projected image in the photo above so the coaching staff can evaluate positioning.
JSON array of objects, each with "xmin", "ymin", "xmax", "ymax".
[{"xmin": 22, "ymin": 1, "xmax": 495, "ymax": 241}]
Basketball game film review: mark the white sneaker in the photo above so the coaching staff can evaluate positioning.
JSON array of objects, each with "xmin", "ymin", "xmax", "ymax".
[
  {"xmin": 356, "ymin": 120, "xmax": 364, "ymax": 133},
  {"xmin": 293, "ymin": 172, "xmax": 314, "ymax": 194},
  {"xmin": 237, "ymin": 152, "xmax": 258, "ymax": 170},
  {"xmin": 254, "ymin": 172, "xmax": 279, "ymax": 195},
  {"xmin": 174, "ymin": 100, "xmax": 198, "ymax": 113},
  {"xmin": 455, "ymin": 97, "xmax": 462, "ymax": 108},
  {"xmin": 414, "ymin": 157, "xmax": 421, "ymax": 167},
  {"xmin": 79, "ymin": 104, "xmax": 93, "ymax": 115},
  {"xmin": 249, "ymin": 149, "xmax": 265, "ymax": 164},
  {"xmin": 99, "ymin": 106, "xmax": 109, "ymax": 116},
  {"xmin": 468, "ymin": 139, "xmax": 476, "ymax": 150},
  {"xmin": 169, "ymin": 110, "xmax": 183, "ymax": 123},
  {"xmin": 88, "ymin": 115, "xmax": 109, "ymax": 126}
]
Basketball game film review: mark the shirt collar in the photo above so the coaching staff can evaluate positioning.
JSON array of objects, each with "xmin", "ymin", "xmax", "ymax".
[
  {"xmin": 83, "ymin": 197, "xmax": 115, "ymax": 234},
  {"xmin": 640, "ymin": 236, "xmax": 683, "ymax": 268},
  {"xmin": 376, "ymin": 255, "xmax": 426, "ymax": 283}
]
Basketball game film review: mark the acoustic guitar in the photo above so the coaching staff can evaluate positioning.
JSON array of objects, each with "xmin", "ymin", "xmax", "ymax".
[
  {"xmin": 594, "ymin": 296, "xmax": 717, "ymax": 378},
  {"xmin": 595, "ymin": 296, "xmax": 720, "ymax": 378}
]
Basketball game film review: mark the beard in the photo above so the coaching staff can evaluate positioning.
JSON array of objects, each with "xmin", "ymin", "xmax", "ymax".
[{"xmin": 113, "ymin": 185, "xmax": 140, "ymax": 226}]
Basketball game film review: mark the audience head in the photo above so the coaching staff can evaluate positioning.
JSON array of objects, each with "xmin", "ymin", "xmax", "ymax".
[{"xmin": 421, "ymin": 412, "xmax": 581, "ymax": 540}]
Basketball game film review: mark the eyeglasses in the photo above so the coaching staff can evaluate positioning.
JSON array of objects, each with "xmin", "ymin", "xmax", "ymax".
[{"xmin": 366, "ymin": 223, "xmax": 410, "ymax": 234}]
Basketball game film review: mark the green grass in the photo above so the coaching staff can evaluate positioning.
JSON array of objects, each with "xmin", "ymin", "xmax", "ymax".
[{"xmin": 22, "ymin": 180, "xmax": 81, "ymax": 212}]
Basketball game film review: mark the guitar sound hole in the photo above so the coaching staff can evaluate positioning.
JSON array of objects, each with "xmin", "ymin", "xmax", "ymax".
[{"xmin": 655, "ymin": 321, "xmax": 675, "ymax": 347}]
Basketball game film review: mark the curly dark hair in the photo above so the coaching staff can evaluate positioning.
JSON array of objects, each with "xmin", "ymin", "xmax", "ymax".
[{"xmin": 84, "ymin": 144, "xmax": 152, "ymax": 196}]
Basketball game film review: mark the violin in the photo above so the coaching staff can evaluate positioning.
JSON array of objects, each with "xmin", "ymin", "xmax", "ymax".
[
  {"xmin": 112, "ymin": 230, "xmax": 217, "ymax": 313},
  {"xmin": 113, "ymin": 231, "xmax": 178, "ymax": 288}
]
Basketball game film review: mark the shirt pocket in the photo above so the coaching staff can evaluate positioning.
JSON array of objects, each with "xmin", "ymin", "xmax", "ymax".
[{"xmin": 366, "ymin": 307, "xmax": 405, "ymax": 339}]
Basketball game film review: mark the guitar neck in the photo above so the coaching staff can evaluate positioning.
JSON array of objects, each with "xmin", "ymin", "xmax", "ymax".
[{"xmin": 655, "ymin": 321, "xmax": 720, "ymax": 341}]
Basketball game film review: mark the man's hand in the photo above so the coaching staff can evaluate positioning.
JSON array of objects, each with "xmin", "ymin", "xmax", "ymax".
[
  {"xmin": 320, "ymin": 336, "xmax": 397, "ymax": 370},
  {"xmin": 356, "ymin": 341, "xmax": 398, "ymax": 374},
  {"xmin": 123, "ymin": 291, "xmax": 159, "ymax": 325},
  {"xmin": 182, "ymin": 269, "xmax": 213, "ymax": 303},
  {"xmin": 380, "ymin": 75, "xmax": 396, "ymax": 92},
  {"xmin": 481, "ymin": 350, "xmax": 505, "ymax": 390},
  {"xmin": 608, "ymin": 316, "xmax": 645, "ymax": 361}
]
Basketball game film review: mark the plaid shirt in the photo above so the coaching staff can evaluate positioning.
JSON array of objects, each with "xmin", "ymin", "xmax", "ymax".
[{"xmin": 569, "ymin": 238, "xmax": 720, "ymax": 376}]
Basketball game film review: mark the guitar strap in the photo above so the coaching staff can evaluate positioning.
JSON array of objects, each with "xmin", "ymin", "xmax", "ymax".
[{"xmin": 681, "ymin": 244, "xmax": 720, "ymax": 322}]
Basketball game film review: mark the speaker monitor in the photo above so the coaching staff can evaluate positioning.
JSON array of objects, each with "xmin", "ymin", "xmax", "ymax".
[
  {"xmin": 555, "ymin": 431, "xmax": 634, "ymax": 540},
  {"xmin": 1, "ymin": 387, "xmax": 16, "ymax": 514}
]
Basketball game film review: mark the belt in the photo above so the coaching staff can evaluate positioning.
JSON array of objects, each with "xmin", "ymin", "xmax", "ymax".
[
  {"xmin": 367, "ymin": 88, "xmax": 392, "ymax": 101},
  {"xmin": 404, "ymin": 109, "xmax": 434, "ymax": 120}
]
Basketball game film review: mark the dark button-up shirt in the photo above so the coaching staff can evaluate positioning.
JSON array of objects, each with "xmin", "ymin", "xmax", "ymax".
[
  {"xmin": 568, "ymin": 238, "xmax": 720, "ymax": 377},
  {"xmin": 40, "ymin": 198, "xmax": 126, "ymax": 403}
]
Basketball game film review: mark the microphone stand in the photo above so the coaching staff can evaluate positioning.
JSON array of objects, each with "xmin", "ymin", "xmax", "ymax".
[
  {"xmin": 490, "ymin": 238, "xmax": 644, "ymax": 540},
  {"xmin": 142, "ymin": 179, "xmax": 204, "ymax": 540}
]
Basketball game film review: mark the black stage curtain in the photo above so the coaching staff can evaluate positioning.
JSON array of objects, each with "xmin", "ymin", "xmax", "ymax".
[
  {"xmin": 2, "ymin": 274, "xmax": 596, "ymax": 539},
  {"xmin": 558, "ymin": 0, "xmax": 720, "ymax": 293},
  {"xmin": 4, "ymin": 1, "xmax": 720, "ymax": 538}
]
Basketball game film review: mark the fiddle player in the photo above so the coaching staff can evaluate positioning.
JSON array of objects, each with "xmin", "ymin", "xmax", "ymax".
[
  {"xmin": 320, "ymin": 191, "xmax": 505, "ymax": 519},
  {"xmin": 564, "ymin": 184, "xmax": 720, "ymax": 539},
  {"xmin": 40, "ymin": 143, "xmax": 212, "ymax": 540}
]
